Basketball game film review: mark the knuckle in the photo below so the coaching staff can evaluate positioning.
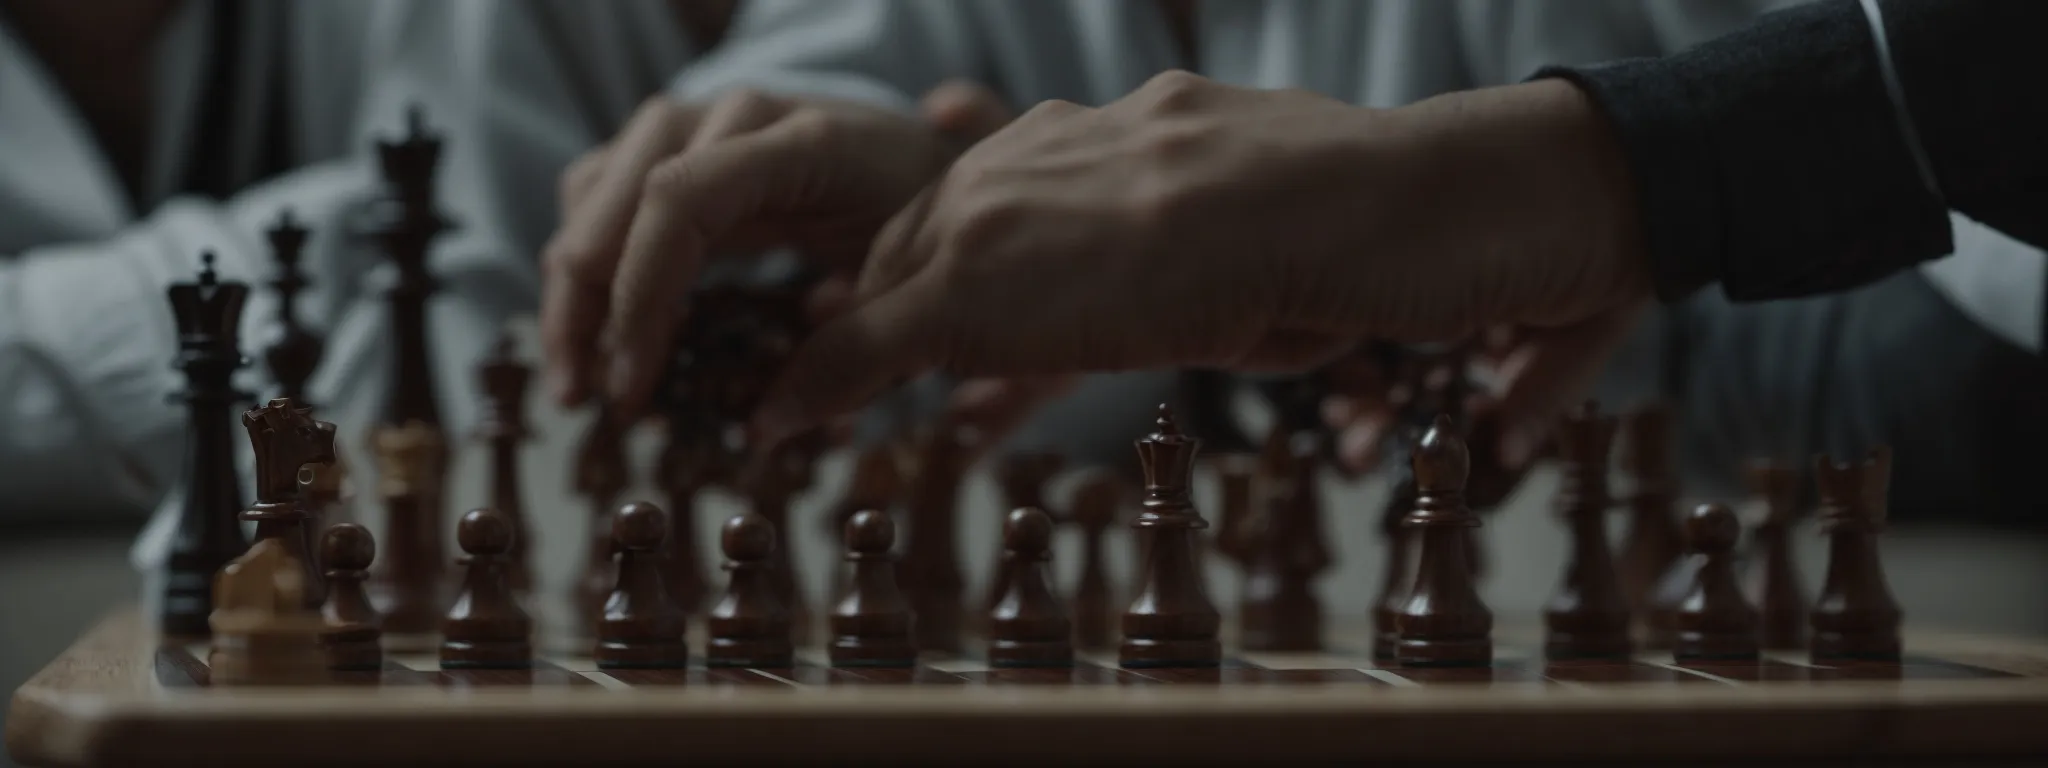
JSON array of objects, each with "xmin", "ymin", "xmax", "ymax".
[
  {"xmin": 632, "ymin": 95, "xmax": 688, "ymax": 127},
  {"xmin": 1136, "ymin": 69, "xmax": 1209, "ymax": 113},
  {"xmin": 781, "ymin": 108, "xmax": 839, "ymax": 145},
  {"xmin": 711, "ymin": 88, "xmax": 777, "ymax": 121},
  {"xmin": 947, "ymin": 196, "xmax": 1027, "ymax": 256},
  {"xmin": 1018, "ymin": 98, "xmax": 1083, "ymax": 123},
  {"xmin": 1140, "ymin": 122, "xmax": 1218, "ymax": 163},
  {"xmin": 639, "ymin": 156, "xmax": 695, "ymax": 202}
]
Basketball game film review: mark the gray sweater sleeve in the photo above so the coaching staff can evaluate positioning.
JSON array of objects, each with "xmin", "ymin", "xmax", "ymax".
[{"xmin": 1534, "ymin": 0, "xmax": 2048, "ymax": 303}]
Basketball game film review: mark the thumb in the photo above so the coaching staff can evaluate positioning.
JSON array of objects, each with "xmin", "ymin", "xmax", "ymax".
[
  {"xmin": 1492, "ymin": 300, "xmax": 1647, "ymax": 467},
  {"xmin": 921, "ymin": 79, "xmax": 1014, "ymax": 141},
  {"xmin": 752, "ymin": 271, "xmax": 944, "ymax": 449}
]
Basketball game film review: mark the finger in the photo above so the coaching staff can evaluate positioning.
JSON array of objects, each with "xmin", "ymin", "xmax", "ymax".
[
  {"xmin": 686, "ymin": 89, "xmax": 789, "ymax": 152},
  {"xmin": 855, "ymin": 183, "xmax": 942, "ymax": 302},
  {"xmin": 945, "ymin": 375, "xmax": 1080, "ymax": 442},
  {"xmin": 1336, "ymin": 409, "xmax": 1392, "ymax": 474},
  {"xmin": 752, "ymin": 271, "xmax": 943, "ymax": 450},
  {"xmin": 604, "ymin": 121, "xmax": 829, "ymax": 417},
  {"xmin": 920, "ymin": 79, "xmax": 1014, "ymax": 141},
  {"xmin": 558, "ymin": 144, "xmax": 610, "ymax": 216},
  {"xmin": 1492, "ymin": 300, "xmax": 1647, "ymax": 467},
  {"xmin": 541, "ymin": 101, "xmax": 696, "ymax": 405},
  {"xmin": 805, "ymin": 273, "xmax": 857, "ymax": 324}
]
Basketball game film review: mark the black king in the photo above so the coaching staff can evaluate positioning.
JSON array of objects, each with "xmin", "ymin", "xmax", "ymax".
[{"xmin": 162, "ymin": 253, "xmax": 253, "ymax": 637}]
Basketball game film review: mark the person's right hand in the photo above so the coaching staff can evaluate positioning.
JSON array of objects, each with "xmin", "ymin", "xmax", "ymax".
[{"xmin": 540, "ymin": 91, "xmax": 966, "ymax": 417}]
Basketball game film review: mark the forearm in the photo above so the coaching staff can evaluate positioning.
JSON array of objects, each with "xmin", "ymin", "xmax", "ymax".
[
  {"xmin": 1537, "ymin": 0, "xmax": 2048, "ymax": 303},
  {"xmin": 1665, "ymin": 270, "xmax": 2048, "ymax": 522}
]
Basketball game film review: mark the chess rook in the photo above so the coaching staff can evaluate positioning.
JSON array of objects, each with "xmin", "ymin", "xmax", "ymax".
[
  {"xmin": 474, "ymin": 333, "xmax": 535, "ymax": 593},
  {"xmin": 1395, "ymin": 415, "xmax": 1493, "ymax": 667},
  {"xmin": 440, "ymin": 508, "xmax": 533, "ymax": 669},
  {"xmin": 1119, "ymin": 405, "xmax": 1222, "ymax": 669},
  {"xmin": 1617, "ymin": 403, "xmax": 1685, "ymax": 633},
  {"xmin": 989, "ymin": 507, "xmax": 1074, "ymax": 668},
  {"xmin": 240, "ymin": 398, "xmax": 338, "ymax": 609},
  {"xmin": 596, "ymin": 502, "xmax": 689, "ymax": 669},
  {"xmin": 1745, "ymin": 459, "xmax": 1809, "ymax": 649},
  {"xmin": 161, "ymin": 253, "xmax": 254, "ymax": 637},
  {"xmin": 1544, "ymin": 402, "xmax": 1633, "ymax": 660},
  {"xmin": 1809, "ymin": 448, "xmax": 1904, "ymax": 662},
  {"xmin": 1068, "ymin": 471, "xmax": 1122, "ymax": 650},
  {"xmin": 706, "ymin": 513, "xmax": 794, "ymax": 668},
  {"xmin": 1674, "ymin": 504, "xmax": 1761, "ymax": 662},
  {"xmin": 1239, "ymin": 431, "xmax": 1329, "ymax": 652},
  {"xmin": 319, "ymin": 524, "xmax": 384, "ymax": 671},
  {"xmin": 901, "ymin": 422, "xmax": 973, "ymax": 654},
  {"xmin": 829, "ymin": 510, "xmax": 917, "ymax": 668}
]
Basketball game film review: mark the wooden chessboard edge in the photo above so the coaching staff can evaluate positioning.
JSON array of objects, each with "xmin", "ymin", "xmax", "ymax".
[{"xmin": 6, "ymin": 609, "xmax": 144, "ymax": 768}]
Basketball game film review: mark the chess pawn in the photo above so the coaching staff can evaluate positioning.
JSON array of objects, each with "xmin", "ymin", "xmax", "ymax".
[
  {"xmin": 319, "ymin": 524, "xmax": 384, "ymax": 670},
  {"xmin": 1674, "ymin": 504, "xmax": 1760, "ymax": 662},
  {"xmin": 707, "ymin": 513, "xmax": 795, "ymax": 667},
  {"xmin": 1809, "ymin": 448, "xmax": 1903, "ymax": 662},
  {"xmin": 1119, "ymin": 405, "xmax": 1222, "ymax": 668},
  {"xmin": 1745, "ymin": 459, "xmax": 1809, "ymax": 649},
  {"xmin": 1394, "ymin": 415, "xmax": 1493, "ymax": 667},
  {"xmin": 989, "ymin": 508, "xmax": 1074, "ymax": 668},
  {"xmin": 596, "ymin": 502, "xmax": 690, "ymax": 669},
  {"xmin": 209, "ymin": 538, "xmax": 330, "ymax": 686},
  {"xmin": 985, "ymin": 452, "xmax": 1065, "ymax": 612},
  {"xmin": 440, "ymin": 508, "xmax": 533, "ymax": 669},
  {"xmin": 829, "ymin": 510, "xmax": 917, "ymax": 667},
  {"xmin": 1068, "ymin": 471, "xmax": 1122, "ymax": 651}
]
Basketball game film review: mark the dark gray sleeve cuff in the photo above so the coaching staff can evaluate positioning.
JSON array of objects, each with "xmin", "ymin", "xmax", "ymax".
[{"xmin": 1531, "ymin": 0, "xmax": 1952, "ymax": 304}]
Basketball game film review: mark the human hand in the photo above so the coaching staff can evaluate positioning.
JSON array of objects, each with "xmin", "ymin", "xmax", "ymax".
[
  {"xmin": 751, "ymin": 72, "xmax": 1650, "ymax": 447},
  {"xmin": 539, "ymin": 91, "xmax": 965, "ymax": 416}
]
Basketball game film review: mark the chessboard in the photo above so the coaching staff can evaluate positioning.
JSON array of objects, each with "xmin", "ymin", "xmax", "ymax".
[{"xmin": 9, "ymin": 606, "xmax": 2048, "ymax": 766}]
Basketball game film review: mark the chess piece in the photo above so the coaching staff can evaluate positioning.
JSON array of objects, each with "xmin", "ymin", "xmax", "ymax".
[
  {"xmin": 1809, "ymin": 447, "xmax": 1903, "ymax": 662},
  {"xmin": 1210, "ymin": 455, "xmax": 1260, "ymax": 565},
  {"xmin": 163, "ymin": 253, "xmax": 255, "ymax": 638},
  {"xmin": 989, "ymin": 507, "xmax": 1074, "ymax": 668},
  {"xmin": 209, "ymin": 538, "xmax": 329, "ymax": 685},
  {"xmin": 1370, "ymin": 482, "xmax": 1418, "ymax": 661},
  {"xmin": 370, "ymin": 421, "xmax": 447, "ymax": 635},
  {"xmin": 367, "ymin": 107, "xmax": 456, "ymax": 631},
  {"xmin": 706, "ymin": 513, "xmax": 794, "ymax": 667},
  {"xmin": 1239, "ymin": 431, "xmax": 1330, "ymax": 652},
  {"xmin": 901, "ymin": 420, "xmax": 976, "ymax": 654},
  {"xmin": 984, "ymin": 452, "xmax": 1065, "ymax": 612},
  {"xmin": 1119, "ymin": 405, "xmax": 1222, "ymax": 668},
  {"xmin": 1068, "ymin": 470, "xmax": 1122, "ymax": 650},
  {"xmin": 655, "ymin": 430, "xmax": 711, "ymax": 616},
  {"xmin": 1617, "ymin": 403, "xmax": 1685, "ymax": 628},
  {"xmin": 1674, "ymin": 503, "xmax": 1760, "ymax": 662},
  {"xmin": 824, "ymin": 444, "xmax": 903, "ymax": 602},
  {"xmin": 829, "ymin": 510, "xmax": 917, "ymax": 667},
  {"xmin": 241, "ymin": 398, "xmax": 339, "ymax": 609},
  {"xmin": 1544, "ymin": 402, "xmax": 1633, "ymax": 660},
  {"xmin": 319, "ymin": 524, "xmax": 383, "ymax": 670},
  {"xmin": 474, "ymin": 332, "xmax": 535, "ymax": 593},
  {"xmin": 440, "ymin": 508, "xmax": 533, "ymax": 669},
  {"xmin": 260, "ymin": 211, "xmax": 337, "ymax": 584},
  {"xmin": 596, "ymin": 502, "xmax": 690, "ymax": 669},
  {"xmin": 572, "ymin": 407, "xmax": 634, "ymax": 635},
  {"xmin": 1394, "ymin": 415, "xmax": 1493, "ymax": 667},
  {"xmin": 1745, "ymin": 459, "xmax": 1809, "ymax": 649},
  {"xmin": 741, "ymin": 437, "xmax": 820, "ymax": 643}
]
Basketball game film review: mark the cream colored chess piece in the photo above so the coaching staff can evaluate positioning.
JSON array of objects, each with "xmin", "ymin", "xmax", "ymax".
[{"xmin": 208, "ymin": 538, "xmax": 331, "ymax": 685}]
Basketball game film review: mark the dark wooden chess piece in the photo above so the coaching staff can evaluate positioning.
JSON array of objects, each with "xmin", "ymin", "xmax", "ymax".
[
  {"xmin": 1395, "ymin": 415, "xmax": 1493, "ymax": 667},
  {"xmin": 1617, "ymin": 403, "xmax": 1685, "ymax": 634},
  {"xmin": 596, "ymin": 502, "xmax": 689, "ymax": 669},
  {"xmin": 1674, "ymin": 503, "xmax": 1760, "ymax": 662},
  {"xmin": 1544, "ymin": 402, "xmax": 1633, "ymax": 660},
  {"xmin": 370, "ymin": 421, "xmax": 446, "ymax": 635},
  {"xmin": 441, "ymin": 508, "xmax": 533, "ymax": 669},
  {"xmin": 1809, "ymin": 447, "xmax": 1903, "ymax": 663},
  {"xmin": 742, "ymin": 435, "xmax": 822, "ymax": 643},
  {"xmin": 241, "ymin": 398, "xmax": 339, "ymax": 609},
  {"xmin": 1745, "ymin": 459, "xmax": 1809, "ymax": 649},
  {"xmin": 1239, "ymin": 431, "xmax": 1330, "ymax": 652},
  {"xmin": 367, "ymin": 107, "xmax": 456, "ymax": 631},
  {"xmin": 1371, "ymin": 487, "xmax": 1417, "ymax": 661},
  {"xmin": 1210, "ymin": 454, "xmax": 1260, "ymax": 567},
  {"xmin": 707, "ymin": 513, "xmax": 794, "ymax": 667},
  {"xmin": 1119, "ymin": 405, "xmax": 1222, "ymax": 668},
  {"xmin": 824, "ymin": 444, "xmax": 903, "ymax": 603},
  {"xmin": 1068, "ymin": 470, "xmax": 1122, "ymax": 651},
  {"xmin": 829, "ymin": 510, "xmax": 917, "ymax": 667},
  {"xmin": 984, "ymin": 452, "xmax": 1065, "ymax": 612},
  {"xmin": 901, "ymin": 420, "xmax": 976, "ymax": 654},
  {"xmin": 473, "ymin": 333, "xmax": 534, "ymax": 593},
  {"xmin": 319, "ymin": 524, "xmax": 383, "ymax": 670},
  {"xmin": 260, "ymin": 211, "xmax": 339, "ymax": 582},
  {"xmin": 162, "ymin": 253, "xmax": 254, "ymax": 637},
  {"xmin": 572, "ymin": 407, "xmax": 633, "ymax": 636},
  {"xmin": 989, "ymin": 507, "xmax": 1074, "ymax": 668},
  {"xmin": 654, "ymin": 429, "xmax": 711, "ymax": 616}
]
